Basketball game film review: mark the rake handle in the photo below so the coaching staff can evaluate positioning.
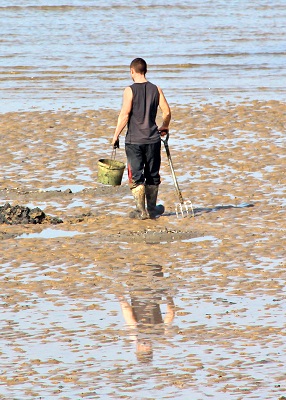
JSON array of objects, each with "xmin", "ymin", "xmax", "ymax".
[{"xmin": 161, "ymin": 134, "xmax": 185, "ymax": 205}]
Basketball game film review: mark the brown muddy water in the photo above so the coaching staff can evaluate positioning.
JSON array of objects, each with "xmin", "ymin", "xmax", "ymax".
[{"xmin": 0, "ymin": 102, "xmax": 285, "ymax": 399}]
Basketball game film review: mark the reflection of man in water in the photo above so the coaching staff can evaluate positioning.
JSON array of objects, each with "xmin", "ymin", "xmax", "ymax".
[{"xmin": 118, "ymin": 264, "xmax": 175, "ymax": 362}]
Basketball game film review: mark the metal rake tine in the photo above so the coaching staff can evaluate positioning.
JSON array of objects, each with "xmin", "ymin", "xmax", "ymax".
[
  {"xmin": 175, "ymin": 202, "xmax": 188, "ymax": 218},
  {"xmin": 185, "ymin": 200, "xmax": 195, "ymax": 218},
  {"xmin": 175, "ymin": 201, "xmax": 195, "ymax": 218},
  {"xmin": 175, "ymin": 203, "xmax": 186, "ymax": 218}
]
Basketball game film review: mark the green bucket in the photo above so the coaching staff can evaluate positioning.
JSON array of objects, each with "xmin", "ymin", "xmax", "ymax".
[{"xmin": 97, "ymin": 158, "xmax": 126, "ymax": 186}]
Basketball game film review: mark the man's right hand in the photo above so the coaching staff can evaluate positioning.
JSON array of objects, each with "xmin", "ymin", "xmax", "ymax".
[
  {"xmin": 111, "ymin": 134, "xmax": 120, "ymax": 148},
  {"xmin": 113, "ymin": 138, "xmax": 120, "ymax": 149}
]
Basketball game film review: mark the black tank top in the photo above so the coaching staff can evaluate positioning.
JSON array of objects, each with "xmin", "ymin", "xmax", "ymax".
[{"xmin": 125, "ymin": 81, "xmax": 160, "ymax": 144}]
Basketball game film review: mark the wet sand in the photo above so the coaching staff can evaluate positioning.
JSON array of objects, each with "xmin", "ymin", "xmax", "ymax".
[{"xmin": 0, "ymin": 101, "xmax": 285, "ymax": 399}]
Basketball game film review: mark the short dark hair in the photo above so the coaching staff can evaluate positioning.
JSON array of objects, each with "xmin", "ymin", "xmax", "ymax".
[{"xmin": 130, "ymin": 58, "xmax": 147, "ymax": 75}]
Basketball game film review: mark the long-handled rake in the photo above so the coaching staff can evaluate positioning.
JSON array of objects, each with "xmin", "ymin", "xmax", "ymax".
[{"xmin": 161, "ymin": 133, "xmax": 194, "ymax": 218}]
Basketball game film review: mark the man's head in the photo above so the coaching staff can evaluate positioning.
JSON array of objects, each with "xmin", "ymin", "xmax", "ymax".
[
  {"xmin": 130, "ymin": 58, "xmax": 147, "ymax": 75},
  {"xmin": 136, "ymin": 338, "xmax": 153, "ymax": 363}
]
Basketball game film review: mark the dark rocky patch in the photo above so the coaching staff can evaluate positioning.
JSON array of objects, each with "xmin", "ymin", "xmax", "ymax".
[{"xmin": 0, "ymin": 203, "xmax": 63, "ymax": 225}]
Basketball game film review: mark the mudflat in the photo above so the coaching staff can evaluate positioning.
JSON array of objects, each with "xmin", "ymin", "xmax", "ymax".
[{"xmin": 0, "ymin": 101, "xmax": 285, "ymax": 399}]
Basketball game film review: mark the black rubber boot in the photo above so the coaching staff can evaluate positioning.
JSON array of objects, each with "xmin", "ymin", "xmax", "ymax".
[
  {"xmin": 129, "ymin": 185, "xmax": 148, "ymax": 220},
  {"xmin": 145, "ymin": 185, "xmax": 165, "ymax": 219}
]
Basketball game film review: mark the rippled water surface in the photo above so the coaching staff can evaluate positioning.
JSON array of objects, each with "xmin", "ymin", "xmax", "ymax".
[{"xmin": 1, "ymin": 0, "xmax": 285, "ymax": 112}]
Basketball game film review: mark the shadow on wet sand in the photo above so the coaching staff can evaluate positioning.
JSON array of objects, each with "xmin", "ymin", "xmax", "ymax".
[{"xmin": 163, "ymin": 202, "xmax": 255, "ymax": 217}]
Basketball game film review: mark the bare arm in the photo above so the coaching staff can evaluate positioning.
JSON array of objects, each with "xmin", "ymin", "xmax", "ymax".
[
  {"xmin": 119, "ymin": 298, "xmax": 137, "ymax": 327},
  {"xmin": 112, "ymin": 86, "xmax": 133, "ymax": 146},
  {"xmin": 157, "ymin": 86, "xmax": 171, "ymax": 136}
]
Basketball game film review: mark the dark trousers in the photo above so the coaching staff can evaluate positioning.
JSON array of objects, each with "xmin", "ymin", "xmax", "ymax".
[{"xmin": 125, "ymin": 141, "xmax": 161, "ymax": 189}]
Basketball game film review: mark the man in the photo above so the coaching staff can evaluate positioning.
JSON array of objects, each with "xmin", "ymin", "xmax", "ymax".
[{"xmin": 112, "ymin": 58, "xmax": 171, "ymax": 219}]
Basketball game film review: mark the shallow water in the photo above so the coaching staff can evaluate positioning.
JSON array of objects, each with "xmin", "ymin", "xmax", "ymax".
[
  {"xmin": 16, "ymin": 227, "xmax": 85, "ymax": 239},
  {"xmin": 1, "ymin": 0, "xmax": 285, "ymax": 112},
  {"xmin": 1, "ymin": 250, "xmax": 285, "ymax": 399}
]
